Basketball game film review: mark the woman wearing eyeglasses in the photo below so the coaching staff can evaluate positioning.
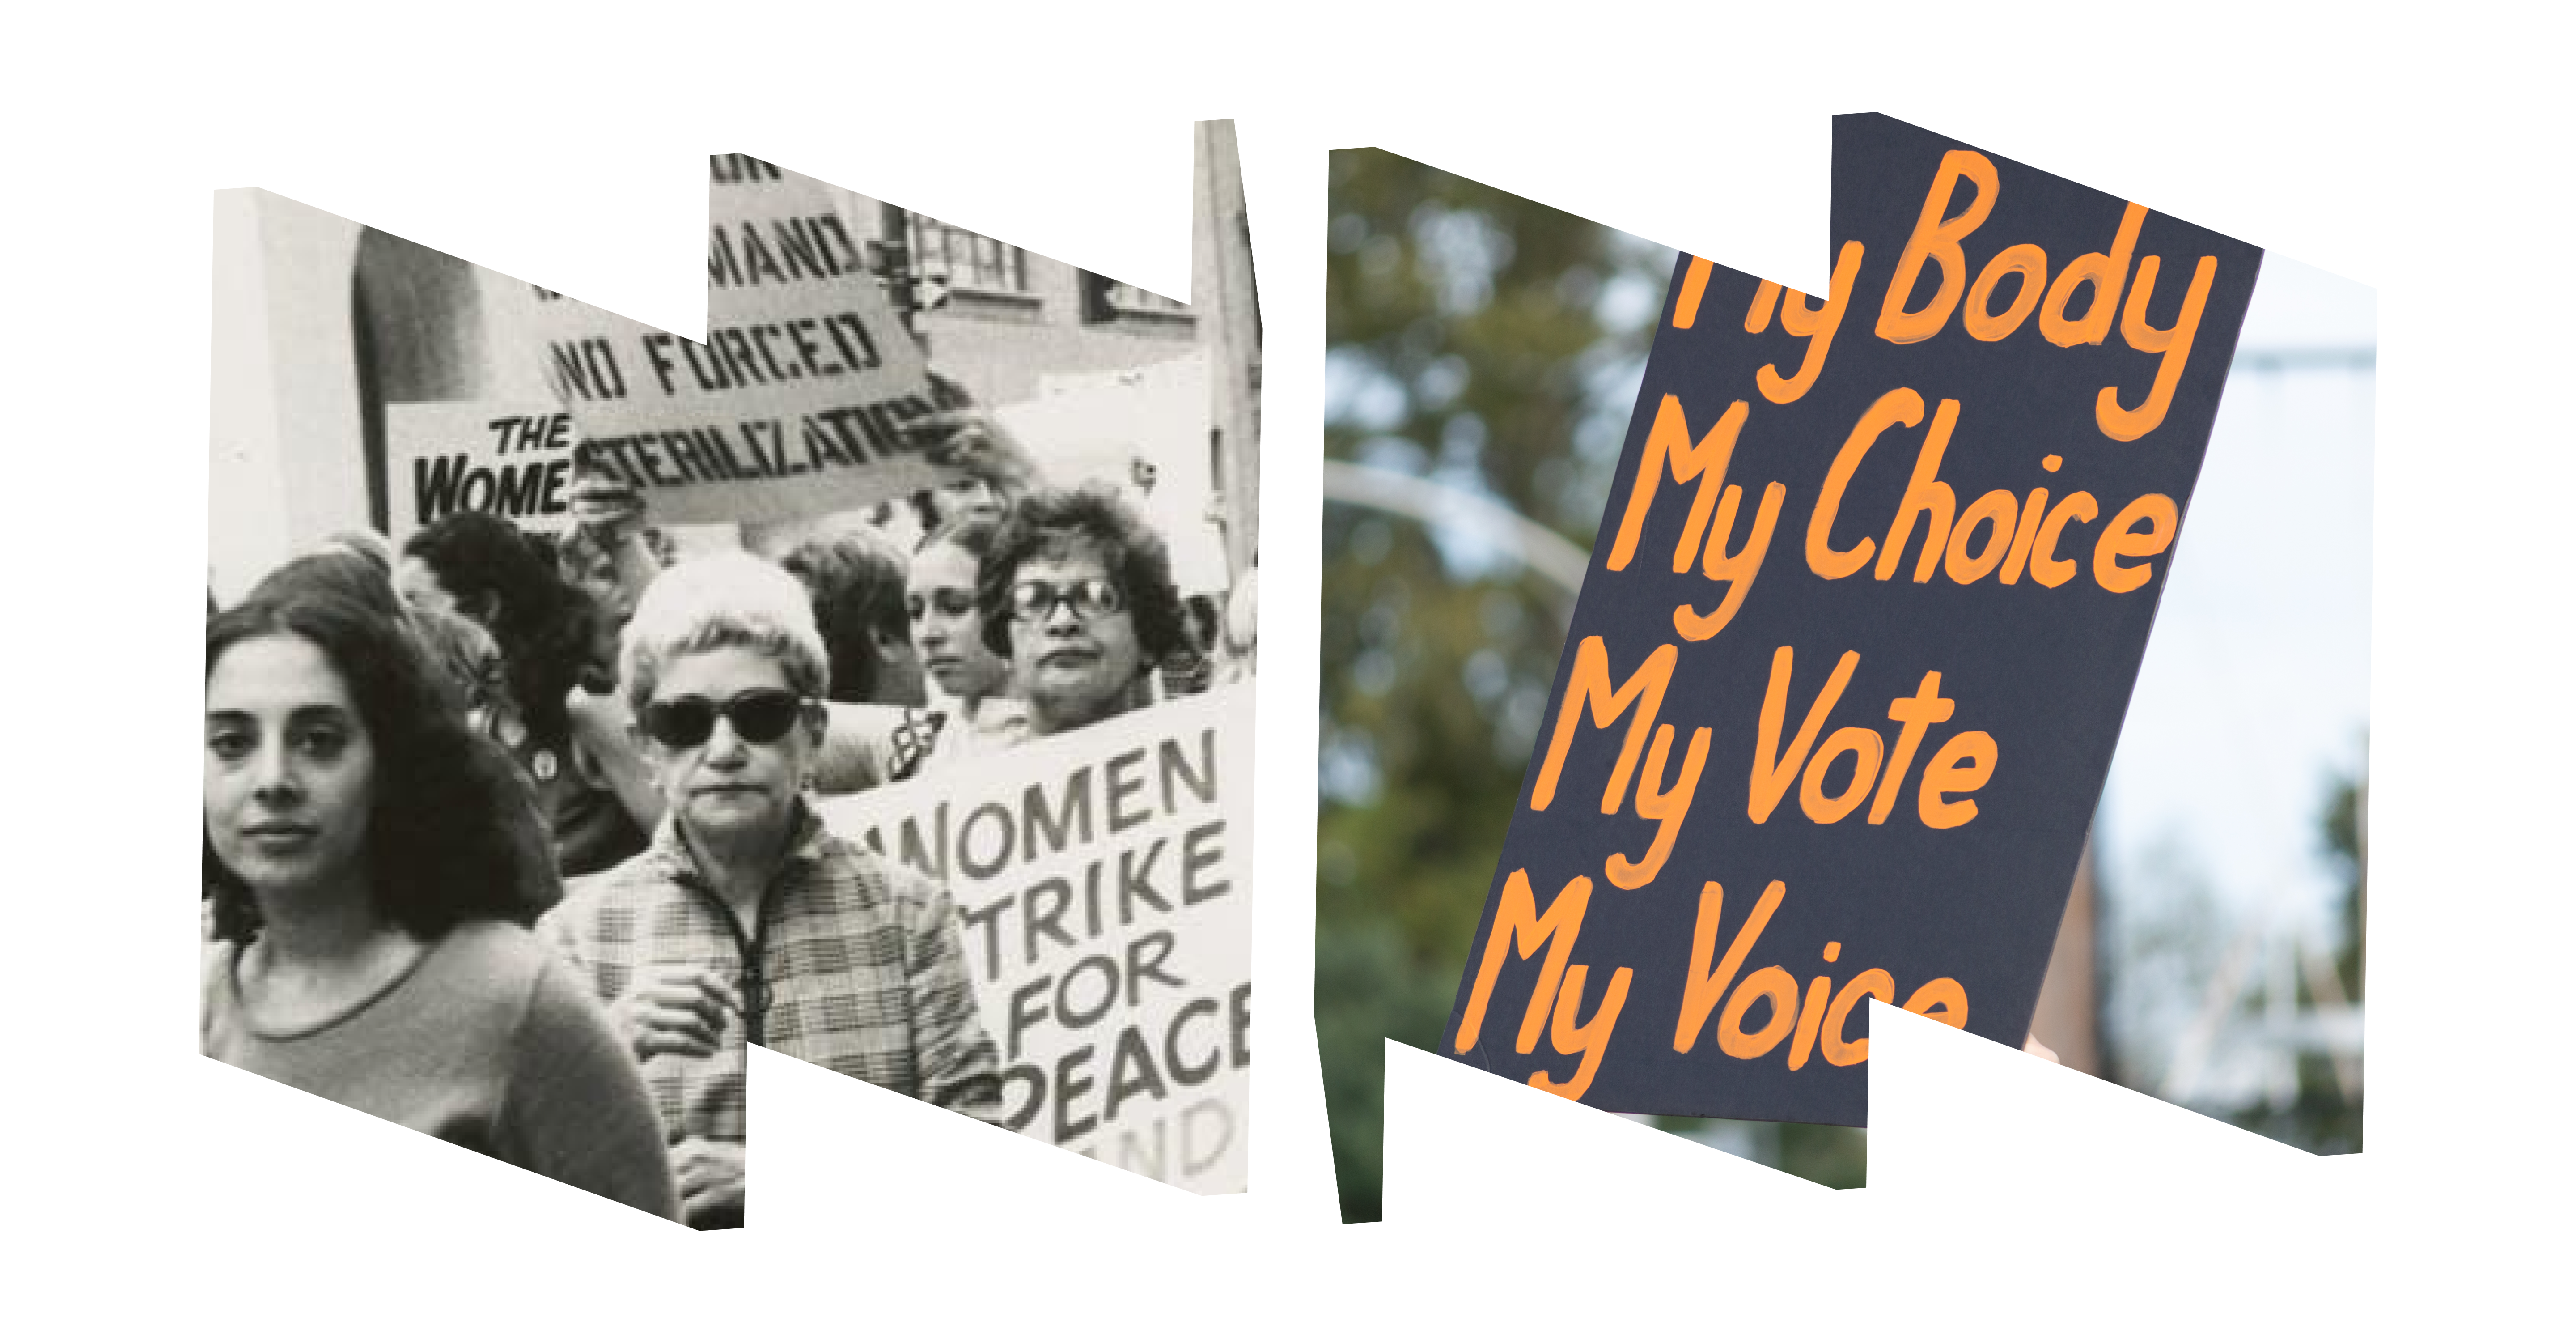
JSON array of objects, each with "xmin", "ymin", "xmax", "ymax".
[
  {"xmin": 979, "ymin": 485, "xmax": 1187, "ymax": 739},
  {"xmin": 538, "ymin": 552, "xmax": 1001, "ymax": 1230},
  {"xmin": 203, "ymin": 588, "xmax": 678, "ymax": 1220}
]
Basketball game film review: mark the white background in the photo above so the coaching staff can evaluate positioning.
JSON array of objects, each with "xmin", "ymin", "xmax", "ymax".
[
  {"xmin": 2094, "ymin": 255, "xmax": 2377, "ymax": 1102},
  {"xmin": 17, "ymin": 1, "xmax": 2563, "ymax": 1334}
]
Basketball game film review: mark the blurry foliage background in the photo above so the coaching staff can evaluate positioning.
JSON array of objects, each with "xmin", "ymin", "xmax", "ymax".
[
  {"xmin": 2098, "ymin": 769, "xmax": 2366, "ymax": 1156},
  {"xmin": 1312, "ymin": 148, "xmax": 2365, "ymax": 1224},
  {"xmin": 1316, "ymin": 149, "xmax": 1864, "ymax": 1222}
]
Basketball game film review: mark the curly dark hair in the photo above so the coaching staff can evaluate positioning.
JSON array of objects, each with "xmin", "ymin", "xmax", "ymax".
[
  {"xmin": 977, "ymin": 485, "xmax": 1183, "ymax": 666},
  {"xmin": 778, "ymin": 528, "xmax": 910, "ymax": 703},
  {"xmin": 204, "ymin": 590, "xmax": 552, "ymax": 943},
  {"xmin": 402, "ymin": 511, "xmax": 599, "ymax": 747}
]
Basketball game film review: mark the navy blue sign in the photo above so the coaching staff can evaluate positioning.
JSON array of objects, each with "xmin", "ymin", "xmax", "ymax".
[{"xmin": 1444, "ymin": 114, "xmax": 2262, "ymax": 1125}]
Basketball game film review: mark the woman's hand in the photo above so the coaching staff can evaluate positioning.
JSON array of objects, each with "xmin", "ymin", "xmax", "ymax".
[
  {"xmin": 903, "ymin": 406, "xmax": 1040, "ymax": 489},
  {"xmin": 559, "ymin": 466, "xmax": 663, "ymax": 634},
  {"xmin": 672, "ymin": 1137, "xmax": 746, "ymax": 1227},
  {"xmin": 611, "ymin": 966, "xmax": 739, "ymax": 1062}
]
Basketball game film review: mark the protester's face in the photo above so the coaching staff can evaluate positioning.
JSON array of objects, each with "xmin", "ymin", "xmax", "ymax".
[
  {"xmin": 1009, "ymin": 540, "xmax": 1144, "ymax": 735},
  {"xmin": 394, "ymin": 557, "xmax": 465, "ymax": 624},
  {"xmin": 933, "ymin": 477, "xmax": 1006, "ymax": 524},
  {"xmin": 639, "ymin": 644, "xmax": 815, "ymax": 845},
  {"xmin": 906, "ymin": 540, "xmax": 1008, "ymax": 702},
  {"xmin": 204, "ymin": 635, "xmax": 376, "ymax": 903}
]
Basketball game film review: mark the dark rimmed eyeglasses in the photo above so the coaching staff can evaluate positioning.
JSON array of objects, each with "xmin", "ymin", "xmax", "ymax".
[
  {"xmin": 1009, "ymin": 578, "xmax": 1127, "ymax": 624},
  {"xmin": 640, "ymin": 688, "xmax": 809, "ymax": 751}
]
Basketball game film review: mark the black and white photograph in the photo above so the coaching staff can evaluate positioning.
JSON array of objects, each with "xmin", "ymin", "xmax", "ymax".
[
  {"xmin": 11, "ymin": 4, "xmax": 2566, "ymax": 1334},
  {"xmin": 204, "ymin": 123, "xmax": 1261, "ymax": 1227}
]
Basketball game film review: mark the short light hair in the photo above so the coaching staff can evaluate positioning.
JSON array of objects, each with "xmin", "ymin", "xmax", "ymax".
[{"xmin": 619, "ymin": 551, "xmax": 829, "ymax": 715}]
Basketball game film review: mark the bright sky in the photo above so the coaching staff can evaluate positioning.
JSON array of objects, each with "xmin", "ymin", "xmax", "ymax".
[{"xmin": 2096, "ymin": 255, "xmax": 2376, "ymax": 939}]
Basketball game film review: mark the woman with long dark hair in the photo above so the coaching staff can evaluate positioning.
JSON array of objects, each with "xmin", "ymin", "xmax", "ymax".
[
  {"xmin": 399, "ymin": 511, "xmax": 655, "ymax": 875},
  {"xmin": 202, "ymin": 588, "xmax": 676, "ymax": 1218},
  {"xmin": 243, "ymin": 548, "xmax": 560, "ymax": 924}
]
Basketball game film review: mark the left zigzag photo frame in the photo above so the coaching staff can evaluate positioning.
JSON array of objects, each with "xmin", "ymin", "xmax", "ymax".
[{"xmin": 203, "ymin": 125, "xmax": 1262, "ymax": 1228}]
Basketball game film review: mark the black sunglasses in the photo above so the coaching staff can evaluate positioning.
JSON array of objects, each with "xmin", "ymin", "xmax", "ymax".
[{"xmin": 640, "ymin": 688, "xmax": 809, "ymax": 751}]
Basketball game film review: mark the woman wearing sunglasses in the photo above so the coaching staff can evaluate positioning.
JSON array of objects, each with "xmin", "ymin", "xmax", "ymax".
[
  {"xmin": 203, "ymin": 588, "xmax": 678, "ymax": 1220},
  {"xmin": 979, "ymin": 485, "xmax": 1187, "ymax": 739},
  {"xmin": 539, "ymin": 552, "xmax": 1000, "ymax": 1230}
]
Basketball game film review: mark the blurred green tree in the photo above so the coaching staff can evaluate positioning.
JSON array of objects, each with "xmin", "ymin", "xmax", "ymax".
[
  {"xmin": 2220, "ymin": 768, "xmax": 2366, "ymax": 1154},
  {"xmin": 1318, "ymin": 149, "xmax": 1864, "ymax": 1221}
]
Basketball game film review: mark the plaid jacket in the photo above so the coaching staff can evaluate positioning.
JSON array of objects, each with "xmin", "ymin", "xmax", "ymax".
[{"xmin": 539, "ymin": 805, "xmax": 1001, "ymax": 1145}]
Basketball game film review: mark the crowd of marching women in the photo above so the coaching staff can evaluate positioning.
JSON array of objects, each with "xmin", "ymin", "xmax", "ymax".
[{"xmin": 202, "ymin": 408, "xmax": 1258, "ymax": 1228}]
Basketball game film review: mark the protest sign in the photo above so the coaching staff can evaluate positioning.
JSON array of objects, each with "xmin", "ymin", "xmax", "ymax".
[
  {"xmin": 997, "ymin": 353, "xmax": 1233, "ymax": 595},
  {"xmin": 529, "ymin": 157, "xmax": 943, "ymax": 525},
  {"xmin": 383, "ymin": 402, "xmax": 580, "ymax": 545},
  {"xmin": 1443, "ymin": 114, "xmax": 2263, "ymax": 1126},
  {"xmin": 817, "ymin": 686, "xmax": 1253, "ymax": 1193}
]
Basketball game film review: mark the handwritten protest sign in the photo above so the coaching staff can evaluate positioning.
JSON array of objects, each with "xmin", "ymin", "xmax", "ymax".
[
  {"xmin": 383, "ymin": 402, "xmax": 580, "ymax": 545},
  {"xmin": 997, "ymin": 354, "xmax": 1233, "ymax": 595},
  {"xmin": 818, "ymin": 686, "xmax": 1253, "ymax": 1193},
  {"xmin": 1444, "ymin": 115, "xmax": 2262, "ymax": 1126},
  {"xmin": 530, "ymin": 157, "xmax": 943, "ymax": 525}
]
